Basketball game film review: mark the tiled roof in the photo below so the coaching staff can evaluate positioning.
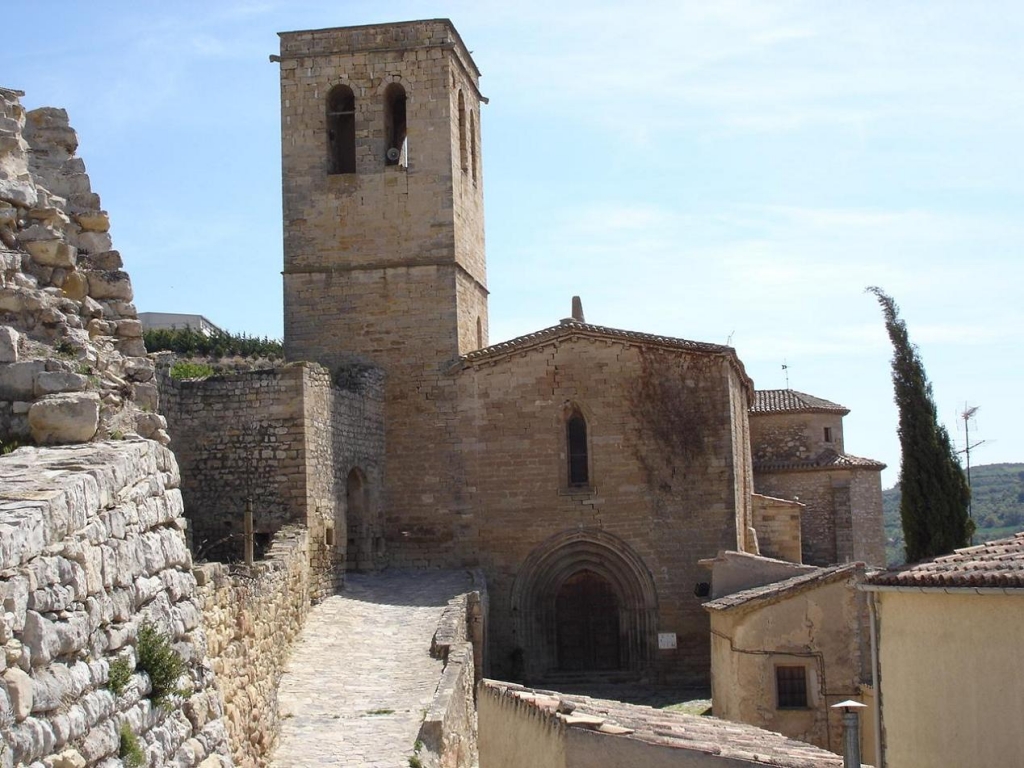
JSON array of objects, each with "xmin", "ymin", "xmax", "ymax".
[
  {"xmin": 457, "ymin": 320, "xmax": 753, "ymax": 392},
  {"xmin": 463, "ymin": 320, "xmax": 733, "ymax": 363},
  {"xmin": 704, "ymin": 563, "xmax": 862, "ymax": 613},
  {"xmin": 865, "ymin": 532, "xmax": 1024, "ymax": 589},
  {"xmin": 754, "ymin": 450, "xmax": 886, "ymax": 473},
  {"xmin": 751, "ymin": 389, "xmax": 849, "ymax": 415},
  {"xmin": 481, "ymin": 681, "xmax": 849, "ymax": 768}
]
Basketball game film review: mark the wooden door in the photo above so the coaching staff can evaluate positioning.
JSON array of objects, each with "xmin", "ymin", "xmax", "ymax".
[{"xmin": 556, "ymin": 570, "xmax": 621, "ymax": 671}]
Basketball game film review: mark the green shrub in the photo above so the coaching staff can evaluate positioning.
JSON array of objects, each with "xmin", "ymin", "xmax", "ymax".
[
  {"xmin": 136, "ymin": 622, "xmax": 187, "ymax": 705},
  {"xmin": 144, "ymin": 326, "xmax": 283, "ymax": 359},
  {"xmin": 119, "ymin": 724, "xmax": 145, "ymax": 767},
  {"xmin": 107, "ymin": 656, "xmax": 133, "ymax": 695},
  {"xmin": 169, "ymin": 360, "xmax": 215, "ymax": 381}
]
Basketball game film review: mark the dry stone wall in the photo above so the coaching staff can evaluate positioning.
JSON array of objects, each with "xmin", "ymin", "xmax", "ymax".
[
  {"xmin": 0, "ymin": 88, "xmax": 165, "ymax": 450},
  {"xmin": 0, "ymin": 439, "xmax": 230, "ymax": 767},
  {"xmin": 195, "ymin": 527, "xmax": 312, "ymax": 768}
]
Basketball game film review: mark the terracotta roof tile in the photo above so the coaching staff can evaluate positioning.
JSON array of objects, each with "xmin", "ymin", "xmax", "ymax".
[
  {"xmin": 754, "ymin": 450, "xmax": 886, "ymax": 472},
  {"xmin": 482, "ymin": 681, "xmax": 850, "ymax": 767},
  {"xmin": 462, "ymin": 320, "xmax": 733, "ymax": 365},
  {"xmin": 751, "ymin": 389, "xmax": 849, "ymax": 415},
  {"xmin": 866, "ymin": 532, "xmax": 1024, "ymax": 588},
  {"xmin": 704, "ymin": 563, "xmax": 862, "ymax": 612}
]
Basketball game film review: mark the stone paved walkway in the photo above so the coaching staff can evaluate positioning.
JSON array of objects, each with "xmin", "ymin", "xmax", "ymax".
[{"xmin": 271, "ymin": 569, "xmax": 473, "ymax": 768}]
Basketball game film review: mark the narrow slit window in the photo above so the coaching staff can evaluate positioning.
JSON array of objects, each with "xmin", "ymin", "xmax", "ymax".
[
  {"xmin": 776, "ymin": 666, "xmax": 808, "ymax": 709},
  {"xmin": 384, "ymin": 82, "xmax": 407, "ymax": 167},
  {"xmin": 458, "ymin": 90, "xmax": 468, "ymax": 172},
  {"xmin": 327, "ymin": 85, "xmax": 356, "ymax": 174},
  {"xmin": 567, "ymin": 409, "xmax": 589, "ymax": 487},
  {"xmin": 824, "ymin": 427, "xmax": 833, "ymax": 443},
  {"xmin": 469, "ymin": 109, "xmax": 478, "ymax": 182}
]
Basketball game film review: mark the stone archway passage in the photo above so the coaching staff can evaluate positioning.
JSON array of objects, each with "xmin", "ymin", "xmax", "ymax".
[
  {"xmin": 556, "ymin": 569, "xmax": 621, "ymax": 671},
  {"xmin": 511, "ymin": 529, "xmax": 658, "ymax": 680}
]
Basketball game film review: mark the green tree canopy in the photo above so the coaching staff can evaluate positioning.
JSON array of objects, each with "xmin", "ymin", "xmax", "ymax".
[{"xmin": 868, "ymin": 287, "xmax": 972, "ymax": 562}]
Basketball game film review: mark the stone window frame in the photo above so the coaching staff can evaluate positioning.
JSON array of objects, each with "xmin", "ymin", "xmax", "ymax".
[{"xmin": 561, "ymin": 402, "xmax": 593, "ymax": 493}]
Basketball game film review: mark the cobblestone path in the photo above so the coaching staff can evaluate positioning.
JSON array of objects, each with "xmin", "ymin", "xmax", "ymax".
[{"xmin": 271, "ymin": 569, "xmax": 473, "ymax": 768}]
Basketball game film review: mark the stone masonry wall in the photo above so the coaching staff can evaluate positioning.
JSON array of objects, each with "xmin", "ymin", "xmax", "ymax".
[
  {"xmin": 751, "ymin": 493, "xmax": 803, "ymax": 564},
  {"xmin": 159, "ymin": 365, "xmax": 308, "ymax": 565},
  {"xmin": 457, "ymin": 338, "xmax": 751, "ymax": 684},
  {"xmin": 750, "ymin": 412, "xmax": 845, "ymax": 464},
  {"xmin": 159, "ymin": 361, "xmax": 384, "ymax": 596},
  {"xmin": 195, "ymin": 527, "xmax": 312, "ymax": 768},
  {"xmin": 280, "ymin": 21, "xmax": 488, "ymax": 571},
  {"xmin": 0, "ymin": 440, "xmax": 230, "ymax": 768}
]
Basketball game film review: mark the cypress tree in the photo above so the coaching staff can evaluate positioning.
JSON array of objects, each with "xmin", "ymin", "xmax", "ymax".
[{"xmin": 868, "ymin": 287, "xmax": 973, "ymax": 562}]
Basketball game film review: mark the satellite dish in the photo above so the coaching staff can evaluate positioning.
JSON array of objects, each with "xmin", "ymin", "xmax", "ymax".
[{"xmin": 386, "ymin": 147, "xmax": 401, "ymax": 162}]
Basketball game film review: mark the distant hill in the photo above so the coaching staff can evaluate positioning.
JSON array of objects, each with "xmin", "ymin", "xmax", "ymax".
[{"xmin": 883, "ymin": 463, "xmax": 1024, "ymax": 566}]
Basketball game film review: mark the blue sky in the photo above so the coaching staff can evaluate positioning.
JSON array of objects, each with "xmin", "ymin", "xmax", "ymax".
[{"xmin": 6, "ymin": 1, "xmax": 1023, "ymax": 488}]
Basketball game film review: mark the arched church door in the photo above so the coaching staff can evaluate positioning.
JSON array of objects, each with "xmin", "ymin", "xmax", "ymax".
[{"xmin": 556, "ymin": 570, "xmax": 621, "ymax": 671}]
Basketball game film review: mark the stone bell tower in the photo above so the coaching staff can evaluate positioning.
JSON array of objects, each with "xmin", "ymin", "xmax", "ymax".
[
  {"xmin": 277, "ymin": 19, "xmax": 488, "ymax": 374},
  {"xmin": 275, "ymin": 20, "xmax": 488, "ymax": 565}
]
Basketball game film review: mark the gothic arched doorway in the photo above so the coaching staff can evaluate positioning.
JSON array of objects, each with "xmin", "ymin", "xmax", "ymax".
[
  {"xmin": 556, "ymin": 570, "xmax": 621, "ymax": 671},
  {"xmin": 510, "ymin": 529, "xmax": 658, "ymax": 681}
]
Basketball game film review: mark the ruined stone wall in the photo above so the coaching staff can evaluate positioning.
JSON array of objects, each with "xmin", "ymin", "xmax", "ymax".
[
  {"xmin": 0, "ymin": 88, "xmax": 166, "ymax": 450},
  {"xmin": 751, "ymin": 494, "xmax": 803, "ymax": 564},
  {"xmin": 0, "ymin": 440, "xmax": 229, "ymax": 768},
  {"xmin": 456, "ymin": 339, "xmax": 748, "ymax": 684},
  {"xmin": 159, "ymin": 361, "xmax": 384, "ymax": 593},
  {"xmin": 196, "ymin": 527, "xmax": 312, "ymax": 768}
]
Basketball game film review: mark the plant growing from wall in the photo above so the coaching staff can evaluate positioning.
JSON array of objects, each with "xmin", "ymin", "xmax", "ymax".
[
  {"xmin": 119, "ymin": 724, "xmax": 146, "ymax": 767},
  {"xmin": 136, "ymin": 622, "xmax": 188, "ymax": 706},
  {"xmin": 868, "ymin": 287, "xmax": 972, "ymax": 562},
  {"xmin": 627, "ymin": 348, "xmax": 718, "ymax": 488},
  {"xmin": 107, "ymin": 656, "xmax": 133, "ymax": 695},
  {"xmin": 169, "ymin": 360, "xmax": 215, "ymax": 380}
]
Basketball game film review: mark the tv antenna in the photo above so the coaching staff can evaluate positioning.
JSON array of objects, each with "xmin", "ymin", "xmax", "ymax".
[
  {"xmin": 781, "ymin": 360, "xmax": 790, "ymax": 389},
  {"xmin": 958, "ymin": 403, "xmax": 986, "ymax": 537}
]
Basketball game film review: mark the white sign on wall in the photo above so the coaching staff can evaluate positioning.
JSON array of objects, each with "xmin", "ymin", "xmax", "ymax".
[{"xmin": 658, "ymin": 632, "xmax": 677, "ymax": 650}]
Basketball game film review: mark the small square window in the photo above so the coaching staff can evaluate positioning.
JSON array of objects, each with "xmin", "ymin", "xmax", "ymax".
[
  {"xmin": 776, "ymin": 665, "xmax": 808, "ymax": 709},
  {"xmin": 823, "ymin": 427, "xmax": 834, "ymax": 443}
]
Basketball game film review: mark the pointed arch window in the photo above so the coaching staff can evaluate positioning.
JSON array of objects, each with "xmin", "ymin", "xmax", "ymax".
[
  {"xmin": 566, "ymin": 407, "xmax": 589, "ymax": 488},
  {"xmin": 384, "ymin": 82, "xmax": 408, "ymax": 167},
  {"xmin": 327, "ymin": 85, "xmax": 356, "ymax": 174}
]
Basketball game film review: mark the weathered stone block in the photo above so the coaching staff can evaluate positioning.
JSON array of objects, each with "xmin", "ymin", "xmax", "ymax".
[
  {"xmin": 2, "ymin": 666, "xmax": 33, "ymax": 721},
  {"xmin": 0, "ymin": 359, "xmax": 44, "ymax": 399},
  {"xmin": 34, "ymin": 371, "xmax": 88, "ymax": 397},
  {"xmin": 25, "ymin": 240, "xmax": 77, "ymax": 269},
  {"xmin": 28, "ymin": 392, "xmax": 100, "ymax": 445},
  {"xmin": 84, "ymin": 270, "xmax": 132, "ymax": 301},
  {"xmin": 0, "ymin": 325, "xmax": 18, "ymax": 363}
]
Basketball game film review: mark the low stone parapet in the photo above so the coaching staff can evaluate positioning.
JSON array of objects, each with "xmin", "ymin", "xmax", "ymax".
[
  {"xmin": 195, "ymin": 526, "xmax": 313, "ymax": 767},
  {"xmin": 416, "ymin": 569, "xmax": 487, "ymax": 768}
]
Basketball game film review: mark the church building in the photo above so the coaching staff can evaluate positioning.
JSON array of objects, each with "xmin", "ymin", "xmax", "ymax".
[{"xmin": 172, "ymin": 19, "xmax": 884, "ymax": 686}]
